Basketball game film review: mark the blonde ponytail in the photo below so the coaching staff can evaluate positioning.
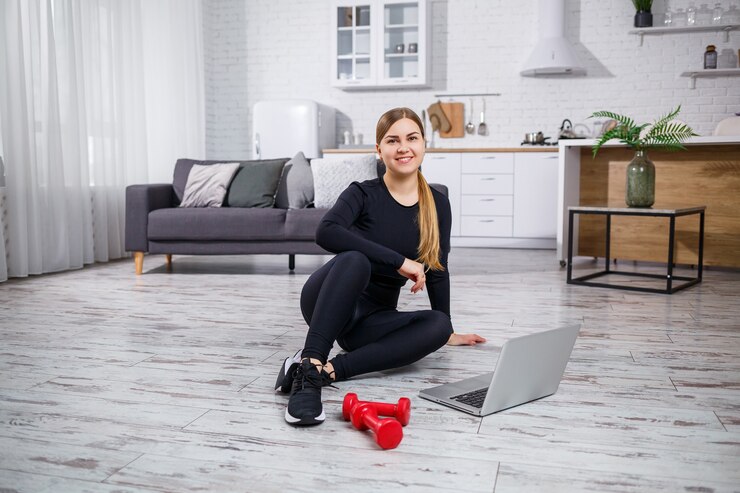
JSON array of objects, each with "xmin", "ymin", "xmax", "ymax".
[{"xmin": 416, "ymin": 170, "xmax": 443, "ymax": 271}]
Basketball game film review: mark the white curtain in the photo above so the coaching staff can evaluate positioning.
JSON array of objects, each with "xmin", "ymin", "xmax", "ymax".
[{"xmin": 0, "ymin": 0, "xmax": 204, "ymax": 281}]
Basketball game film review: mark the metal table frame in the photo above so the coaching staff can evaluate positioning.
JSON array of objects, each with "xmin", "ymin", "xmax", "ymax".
[{"xmin": 567, "ymin": 205, "xmax": 705, "ymax": 294}]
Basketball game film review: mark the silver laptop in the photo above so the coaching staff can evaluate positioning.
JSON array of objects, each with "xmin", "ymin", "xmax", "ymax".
[{"xmin": 419, "ymin": 325, "xmax": 580, "ymax": 416}]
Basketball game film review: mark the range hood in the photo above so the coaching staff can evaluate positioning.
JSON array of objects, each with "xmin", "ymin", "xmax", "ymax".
[{"xmin": 520, "ymin": 0, "xmax": 585, "ymax": 76}]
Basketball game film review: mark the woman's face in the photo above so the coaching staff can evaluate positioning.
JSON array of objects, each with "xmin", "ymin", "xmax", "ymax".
[{"xmin": 376, "ymin": 117, "xmax": 425, "ymax": 177}]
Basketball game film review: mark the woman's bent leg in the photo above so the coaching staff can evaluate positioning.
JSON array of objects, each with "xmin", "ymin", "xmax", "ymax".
[
  {"xmin": 331, "ymin": 309, "xmax": 453, "ymax": 380},
  {"xmin": 286, "ymin": 251, "xmax": 371, "ymax": 426},
  {"xmin": 300, "ymin": 251, "xmax": 371, "ymax": 364}
]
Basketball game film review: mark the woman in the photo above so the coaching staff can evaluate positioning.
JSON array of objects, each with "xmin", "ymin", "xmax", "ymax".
[{"xmin": 276, "ymin": 107, "xmax": 486, "ymax": 426}]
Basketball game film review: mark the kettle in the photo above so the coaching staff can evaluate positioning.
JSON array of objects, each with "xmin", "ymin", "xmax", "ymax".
[{"xmin": 559, "ymin": 119, "xmax": 578, "ymax": 139}]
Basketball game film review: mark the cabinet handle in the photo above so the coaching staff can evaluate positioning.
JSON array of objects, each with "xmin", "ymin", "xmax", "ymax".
[
  {"xmin": 480, "ymin": 198, "xmax": 495, "ymax": 202},
  {"xmin": 480, "ymin": 219, "xmax": 495, "ymax": 223},
  {"xmin": 481, "ymin": 177, "xmax": 497, "ymax": 181},
  {"xmin": 430, "ymin": 156, "xmax": 448, "ymax": 159},
  {"xmin": 481, "ymin": 156, "xmax": 497, "ymax": 159}
]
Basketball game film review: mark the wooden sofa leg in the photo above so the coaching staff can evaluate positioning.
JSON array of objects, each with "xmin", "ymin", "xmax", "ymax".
[
  {"xmin": 165, "ymin": 254, "xmax": 172, "ymax": 272},
  {"xmin": 289, "ymin": 254, "xmax": 295, "ymax": 271},
  {"xmin": 134, "ymin": 252, "xmax": 144, "ymax": 275}
]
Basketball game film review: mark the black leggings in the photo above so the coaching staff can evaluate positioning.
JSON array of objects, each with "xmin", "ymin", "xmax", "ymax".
[{"xmin": 300, "ymin": 251, "xmax": 453, "ymax": 381}]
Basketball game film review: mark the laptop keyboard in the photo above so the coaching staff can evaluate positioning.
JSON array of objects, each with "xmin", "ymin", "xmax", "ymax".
[{"xmin": 451, "ymin": 387, "xmax": 488, "ymax": 408}]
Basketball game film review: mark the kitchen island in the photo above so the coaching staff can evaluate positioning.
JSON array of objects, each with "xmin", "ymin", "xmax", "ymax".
[{"xmin": 557, "ymin": 137, "xmax": 740, "ymax": 268}]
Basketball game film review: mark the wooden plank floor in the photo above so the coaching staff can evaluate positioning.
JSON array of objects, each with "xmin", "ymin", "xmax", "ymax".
[{"xmin": 0, "ymin": 249, "xmax": 738, "ymax": 493}]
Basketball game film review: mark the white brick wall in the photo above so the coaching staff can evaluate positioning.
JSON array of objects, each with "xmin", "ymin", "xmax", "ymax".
[{"xmin": 204, "ymin": 0, "xmax": 740, "ymax": 159}]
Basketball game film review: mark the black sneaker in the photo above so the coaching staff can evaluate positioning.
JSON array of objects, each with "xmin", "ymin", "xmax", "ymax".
[
  {"xmin": 274, "ymin": 350, "xmax": 302, "ymax": 393},
  {"xmin": 285, "ymin": 360, "xmax": 326, "ymax": 426}
]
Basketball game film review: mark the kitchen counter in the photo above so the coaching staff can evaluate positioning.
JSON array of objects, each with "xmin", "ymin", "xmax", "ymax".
[
  {"xmin": 557, "ymin": 136, "xmax": 740, "ymax": 268},
  {"xmin": 323, "ymin": 147, "xmax": 558, "ymax": 153}
]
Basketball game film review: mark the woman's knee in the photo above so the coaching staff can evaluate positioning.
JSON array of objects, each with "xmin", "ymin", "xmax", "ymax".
[
  {"xmin": 334, "ymin": 251, "xmax": 371, "ymax": 277},
  {"xmin": 417, "ymin": 310, "xmax": 453, "ymax": 346}
]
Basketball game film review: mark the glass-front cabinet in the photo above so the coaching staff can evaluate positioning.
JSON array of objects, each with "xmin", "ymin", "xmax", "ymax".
[{"xmin": 331, "ymin": 0, "xmax": 429, "ymax": 89}]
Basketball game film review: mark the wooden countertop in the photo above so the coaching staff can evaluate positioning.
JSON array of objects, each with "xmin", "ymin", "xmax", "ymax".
[{"xmin": 323, "ymin": 147, "xmax": 558, "ymax": 153}]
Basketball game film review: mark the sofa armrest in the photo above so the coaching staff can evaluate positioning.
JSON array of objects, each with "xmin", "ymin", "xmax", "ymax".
[
  {"xmin": 430, "ymin": 183, "xmax": 448, "ymax": 198},
  {"xmin": 125, "ymin": 184, "xmax": 175, "ymax": 252}
]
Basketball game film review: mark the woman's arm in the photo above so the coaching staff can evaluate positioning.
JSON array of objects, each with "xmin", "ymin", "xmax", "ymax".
[
  {"xmin": 316, "ymin": 183, "xmax": 406, "ymax": 269},
  {"xmin": 425, "ymin": 191, "xmax": 487, "ymax": 346},
  {"xmin": 426, "ymin": 192, "xmax": 452, "ymax": 317}
]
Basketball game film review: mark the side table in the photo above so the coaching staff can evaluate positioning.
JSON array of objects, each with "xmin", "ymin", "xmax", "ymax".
[{"xmin": 567, "ymin": 205, "xmax": 705, "ymax": 294}]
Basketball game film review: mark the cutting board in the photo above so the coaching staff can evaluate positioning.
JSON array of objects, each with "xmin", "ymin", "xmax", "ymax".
[{"xmin": 439, "ymin": 102, "xmax": 464, "ymax": 138}]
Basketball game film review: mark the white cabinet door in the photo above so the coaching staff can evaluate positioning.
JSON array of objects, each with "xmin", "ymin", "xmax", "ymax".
[
  {"xmin": 513, "ymin": 153, "xmax": 559, "ymax": 238},
  {"xmin": 331, "ymin": 1, "xmax": 377, "ymax": 88},
  {"xmin": 421, "ymin": 153, "xmax": 461, "ymax": 236},
  {"xmin": 331, "ymin": 0, "xmax": 429, "ymax": 89}
]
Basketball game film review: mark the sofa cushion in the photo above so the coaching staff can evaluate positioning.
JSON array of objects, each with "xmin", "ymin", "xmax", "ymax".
[
  {"xmin": 275, "ymin": 152, "xmax": 314, "ymax": 209},
  {"xmin": 148, "ymin": 207, "xmax": 287, "ymax": 241},
  {"xmin": 172, "ymin": 158, "xmax": 289, "ymax": 204},
  {"xmin": 311, "ymin": 154, "xmax": 378, "ymax": 209},
  {"xmin": 284, "ymin": 208, "xmax": 328, "ymax": 240},
  {"xmin": 225, "ymin": 159, "xmax": 288, "ymax": 208},
  {"xmin": 179, "ymin": 163, "xmax": 240, "ymax": 208}
]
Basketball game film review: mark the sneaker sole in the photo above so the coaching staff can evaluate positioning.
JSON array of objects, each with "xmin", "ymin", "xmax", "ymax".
[
  {"xmin": 274, "ymin": 351, "xmax": 301, "ymax": 393},
  {"xmin": 284, "ymin": 408, "xmax": 325, "ymax": 426}
]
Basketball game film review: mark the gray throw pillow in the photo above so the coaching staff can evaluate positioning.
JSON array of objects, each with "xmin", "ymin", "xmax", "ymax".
[
  {"xmin": 311, "ymin": 154, "xmax": 378, "ymax": 209},
  {"xmin": 179, "ymin": 162, "xmax": 241, "ymax": 208},
  {"xmin": 225, "ymin": 159, "xmax": 288, "ymax": 208},
  {"xmin": 275, "ymin": 151, "xmax": 314, "ymax": 209}
]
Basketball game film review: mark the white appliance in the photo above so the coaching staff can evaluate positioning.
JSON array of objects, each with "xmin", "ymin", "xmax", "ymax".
[
  {"xmin": 520, "ymin": 0, "xmax": 585, "ymax": 76},
  {"xmin": 252, "ymin": 100, "xmax": 336, "ymax": 159}
]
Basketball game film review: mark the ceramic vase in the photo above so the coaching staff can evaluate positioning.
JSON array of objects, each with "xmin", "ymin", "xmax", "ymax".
[
  {"xmin": 634, "ymin": 10, "xmax": 653, "ymax": 27},
  {"xmin": 626, "ymin": 150, "xmax": 655, "ymax": 207}
]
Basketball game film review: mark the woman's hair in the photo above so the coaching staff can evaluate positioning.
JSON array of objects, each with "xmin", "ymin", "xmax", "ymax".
[{"xmin": 376, "ymin": 107, "xmax": 443, "ymax": 271}]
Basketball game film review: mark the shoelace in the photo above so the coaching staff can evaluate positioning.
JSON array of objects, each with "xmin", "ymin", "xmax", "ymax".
[
  {"xmin": 321, "ymin": 370, "xmax": 338, "ymax": 390},
  {"xmin": 293, "ymin": 363, "xmax": 338, "ymax": 390}
]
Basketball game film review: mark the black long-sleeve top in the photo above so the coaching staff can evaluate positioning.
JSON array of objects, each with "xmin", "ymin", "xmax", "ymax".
[{"xmin": 315, "ymin": 177, "xmax": 452, "ymax": 319}]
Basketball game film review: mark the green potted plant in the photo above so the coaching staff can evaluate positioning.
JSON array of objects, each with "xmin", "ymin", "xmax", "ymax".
[
  {"xmin": 590, "ymin": 105, "xmax": 697, "ymax": 207},
  {"xmin": 632, "ymin": 0, "xmax": 654, "ymax": 27}
]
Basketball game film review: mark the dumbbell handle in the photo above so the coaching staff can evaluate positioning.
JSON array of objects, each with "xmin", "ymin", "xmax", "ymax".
[
  {"xmin": 342, "ymin": 393, "xmax": 411, "ymax": 426},
  {"xmin": 352, "ymin": 403, "xmax": 403, "ymax": 450}
]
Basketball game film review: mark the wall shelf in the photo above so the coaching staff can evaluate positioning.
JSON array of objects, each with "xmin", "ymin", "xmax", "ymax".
[
  {"xmin": 629, "ymin": 23, "xmax": 739, "ymax": 45},
  {"xmin": 680, "ymin": 67, "xmax": 740, "ymax": 88}
]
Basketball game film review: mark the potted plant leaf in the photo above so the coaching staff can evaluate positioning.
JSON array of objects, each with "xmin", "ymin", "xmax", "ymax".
[
  {"xmin": 632, "ymin": 0, "xmax": 653, "ymax": 27},
  {"xmin": 590, "ymin": 105, "xmax": 697, "ymax": 207}
]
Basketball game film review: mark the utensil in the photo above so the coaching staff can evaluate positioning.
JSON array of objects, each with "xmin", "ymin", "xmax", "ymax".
[
  {"xmin": 523, "ymin": 131, "xmax": 549, "ymax": 144},
  {"xmin": 421, "ymin": 109, "xmax": 428, "ymax": 144},
  {"xmin": 558, "ymin": 119, "xmax": 578, "ymax": 139},
  {"xmin": 477, "ymin": 98, "xmax": 487, "ymax": 136},
  {"xmin": 465, "ymin": 99, "xmax": 475, "ymax": 134}
]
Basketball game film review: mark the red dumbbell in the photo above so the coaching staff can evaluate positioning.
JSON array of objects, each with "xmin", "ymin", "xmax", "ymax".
[
  {"xmin": 350, "ymin": 403, "xmax": 403, "ymax": 450},
  {"xmin": 342, "ymin": 392, "xmax": 411, "ymax": 426}
]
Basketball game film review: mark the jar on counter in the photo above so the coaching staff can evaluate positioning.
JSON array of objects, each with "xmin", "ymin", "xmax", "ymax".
[{"xmin": 704, "ymin": 45, "xmax": 717, "ymax": 69}]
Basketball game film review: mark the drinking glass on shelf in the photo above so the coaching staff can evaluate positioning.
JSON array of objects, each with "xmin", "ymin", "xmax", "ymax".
[
  {"xmin": 673, "ymin": 8, "xmax": 687, "ymax": 27},
  {"xmin": 687, "ymin": 3, "xmax": 697, "ymax": 25},
  {"xmin": 712, "ymin": 3, "xmax": 723, "ymax": 24},
  {"xmin": 663, "ymin": 0, "xmax": 673, "ymax": 26}
]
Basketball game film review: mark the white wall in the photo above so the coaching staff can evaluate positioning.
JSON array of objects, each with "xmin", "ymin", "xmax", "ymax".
[{"xmin": 204, "ymin": 0, "xmax": 740, "ymax": 159}]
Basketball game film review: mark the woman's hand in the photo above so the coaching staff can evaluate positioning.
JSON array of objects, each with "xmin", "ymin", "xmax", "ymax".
[
  {"xmin": 447, "ymin": 333, "xmax": 487, "ymax": 346},
  {"xmin": 397, "ymin": 258, "xmax": 426, "ymax": 294}
]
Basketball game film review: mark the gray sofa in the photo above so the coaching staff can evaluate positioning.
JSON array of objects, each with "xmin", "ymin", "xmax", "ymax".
[{"xmin": 125, "ymin": 157, "xmax": 446, "ymax": 274}]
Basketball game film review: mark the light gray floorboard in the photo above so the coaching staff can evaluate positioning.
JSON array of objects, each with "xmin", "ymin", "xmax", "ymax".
[{"xmin": 1, "ymin": 249, "xmax": 739, "ymax": 492}]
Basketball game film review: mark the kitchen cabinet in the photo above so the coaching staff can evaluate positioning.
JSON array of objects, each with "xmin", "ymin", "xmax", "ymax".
[
  {"xmin": 460, "ymin": 153, "xmax": 514, "ymax": 238},
  {"xmin": 513, "ymin": 153, "xmax": 559, "ymax": 238},
  {"xmin": 420, "ymin": 153, "xmax": 461, "ymax": 237},
  {"xmin": 331, "ymin": 0, "xmax": 430, "ymax": 89}
]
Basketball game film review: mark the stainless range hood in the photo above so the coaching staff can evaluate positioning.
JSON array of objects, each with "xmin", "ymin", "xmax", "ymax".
[{"xmin": 520, "ymin": 0, "xmax": 585, "ymax": 76}]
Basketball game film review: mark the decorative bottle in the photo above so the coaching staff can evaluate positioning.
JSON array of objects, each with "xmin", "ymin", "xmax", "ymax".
[{"xmin": 704, "ymin": 45, "xmax": 717, "ymax": 69}]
